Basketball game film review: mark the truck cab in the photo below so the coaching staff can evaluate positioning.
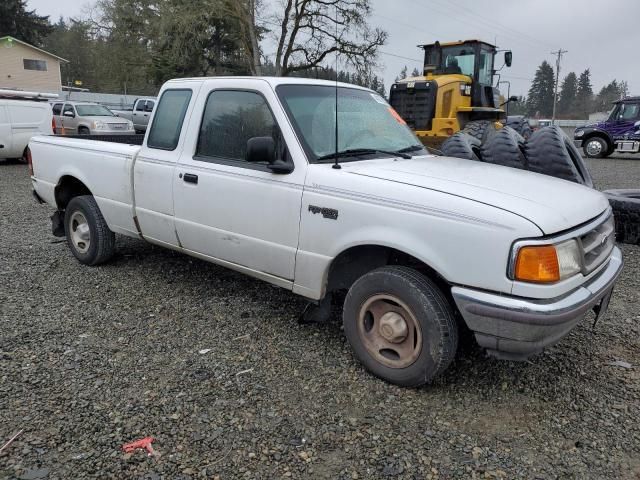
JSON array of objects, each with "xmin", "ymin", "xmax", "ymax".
[{"xmin": 574, "ymin": 97, "xmax": 640, "ymax": 158}]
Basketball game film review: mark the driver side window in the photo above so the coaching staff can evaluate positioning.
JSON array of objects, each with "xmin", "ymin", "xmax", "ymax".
[
  {"xmin": 195, "ymin": 90, "xmax": 284, "ymax": 165},
  {"xmin": 620, "ymin": 104, "xmax": 640, "ymax": 121}
]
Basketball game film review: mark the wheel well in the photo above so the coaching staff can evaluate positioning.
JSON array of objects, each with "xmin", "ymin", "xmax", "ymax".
[
  {"xmin": 54, "ymin": 176, "xmax": 92, "ymax": 210},
  {"xmin": 583, "ymin": 132, "xmax": 612, "ymax": 149},
  {"xmin": 326, "ymin": 245, "xmax": 449, "ymax": 297}
]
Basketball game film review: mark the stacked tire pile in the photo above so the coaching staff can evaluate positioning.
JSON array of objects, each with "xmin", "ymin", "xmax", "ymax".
[
  {"xmin": 442, "ymin": 120, "xmax": 640, "ymax": 245},
  {"xmin": 441, "ymin": 120, "xmax": 593, "ymax": 187}
]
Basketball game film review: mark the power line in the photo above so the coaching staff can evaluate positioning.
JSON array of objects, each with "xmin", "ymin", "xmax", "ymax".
[
  {"xmin": 379, "ymin": 50, "xmax": 422, "ymax": 62},
  {"xmin": 551, "ymin": 48, "xmax": 568, "ymax": 124},
  {"xmin": 445, "ymin": 0, "xmax": 558, "ymax": 50}
]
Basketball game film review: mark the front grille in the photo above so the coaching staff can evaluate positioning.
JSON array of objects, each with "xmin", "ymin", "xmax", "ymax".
[
  {"xmin": 108, "ymin": 123, "xmax": 128, "ymax": 130},
  {"xmin": 389, "ymin": 81, "xmax": 437, "ymax": 131},
  {"xmin": 578, "ymin": 214, "xmax": 615, "ymax": 274}
]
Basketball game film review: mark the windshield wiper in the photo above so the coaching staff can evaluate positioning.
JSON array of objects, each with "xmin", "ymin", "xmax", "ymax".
[
  {"xmin": 397, "ymin": 144, "xmax": 426, "ymax": 154},
  {"xmin": 316, "ymin": 148, "xmax": 411, "ymax": 162}
]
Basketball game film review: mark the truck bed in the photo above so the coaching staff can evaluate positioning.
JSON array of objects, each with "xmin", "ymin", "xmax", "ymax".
[
  {"xmin": 54, "ymin": 134, "xmax": 145, "ymax": 145},
  {"xmin": 29, "ymin": 134, "xmax": 141, "ymax": 237}
]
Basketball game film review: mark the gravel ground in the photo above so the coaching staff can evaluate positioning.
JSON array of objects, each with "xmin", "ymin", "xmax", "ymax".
[{"xmin": 1, "ymin": 157, "xmax": 639, "ymax": 480}]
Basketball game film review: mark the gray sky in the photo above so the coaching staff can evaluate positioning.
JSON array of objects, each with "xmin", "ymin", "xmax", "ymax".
[{"xmin": 27, "ymin": 0, "xmax": 640, "ymax": 97}]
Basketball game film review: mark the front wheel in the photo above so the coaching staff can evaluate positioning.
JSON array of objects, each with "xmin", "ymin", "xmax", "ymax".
[
  {"xmin": 583, "ymin": 137, "xmax": 609, "ymax": 158},
  {"xmin": 64, "ymin": 195, "xmax": 115, "ymax": 265},
  {"xmin": 343, "ymin": 266, "xmax": 458, "ymax": 387}
]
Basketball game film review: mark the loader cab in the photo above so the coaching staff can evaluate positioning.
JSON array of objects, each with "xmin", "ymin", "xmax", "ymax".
[{"xmin": 422, "ymin": 40, "xmax": 501, "ymax": 109}]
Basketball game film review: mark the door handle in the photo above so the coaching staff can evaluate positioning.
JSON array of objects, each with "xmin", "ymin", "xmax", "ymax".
[{"xmin": 182, "ymin": 173, "xmax": 198, "ymax": 184}]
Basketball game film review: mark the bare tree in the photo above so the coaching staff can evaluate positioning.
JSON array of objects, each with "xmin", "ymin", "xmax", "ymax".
[{"xmin": 271, "ymin": 0, "xmax": 387, "ymax": 77}]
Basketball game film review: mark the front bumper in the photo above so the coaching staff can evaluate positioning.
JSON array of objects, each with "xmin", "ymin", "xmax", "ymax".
[{"xmin": 452, "ymin": 247, "xmax": 623, "ymax": 360}]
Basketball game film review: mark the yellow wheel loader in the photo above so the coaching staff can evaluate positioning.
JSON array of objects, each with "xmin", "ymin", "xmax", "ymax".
[{"xmin": 389, "ymin": 40, "xmax": 516, "ymax": 148}]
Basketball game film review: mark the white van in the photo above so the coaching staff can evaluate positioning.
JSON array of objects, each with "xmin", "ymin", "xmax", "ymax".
[{"xmin": 0, "ymin": 90, "xmax": 54, "ymax": 161}]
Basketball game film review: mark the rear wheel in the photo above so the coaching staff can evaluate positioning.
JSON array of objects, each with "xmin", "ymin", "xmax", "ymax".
[
  {"xmin": 64, "ymin": 195, "xmax": 115, "ymax": 265},
  {"xmin": 343, "ymin": 266, "xmax": 458, "ymax": 387},
  {"xmin": 583, "ymin": 137, "xmax": 609, "ymax": 159}
]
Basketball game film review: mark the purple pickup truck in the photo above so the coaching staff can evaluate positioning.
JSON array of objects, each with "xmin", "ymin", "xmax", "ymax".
[{"xmin": 574, "ymin": 96, "xmax": 640, "ymax": 158}]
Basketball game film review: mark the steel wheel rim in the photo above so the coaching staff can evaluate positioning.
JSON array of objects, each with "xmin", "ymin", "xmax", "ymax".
[
  {"xmin": 586, "ymin": 140, "xmax": 603, "ymax": 156},
  {"xmin": 357, "ymin": 294, "xmax": 422, "ymax": 369},
  {"xmin": 69, "ymin": 211, "xmax": 90, "ymax": 254}
]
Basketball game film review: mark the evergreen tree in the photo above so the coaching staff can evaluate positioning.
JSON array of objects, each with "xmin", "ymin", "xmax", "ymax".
[
  {"xmin": 526, "ymin": 61, "xmax": 555, "ymax": 117},
  {"xmin": 558, "ymin": 72, "xmax": 577, "ymax": 118},
  {"xmin": 394, "ymin": 65, "xmax": 408, "ymax": 83},
  {"xmin": 575, "ymin": 69, "xmax": 594, "ymax": 118},
  {"xmin": 0, "ymin": 0, "xmax": 53, "ymax": 46},
  {"xmin": 595, "ymin": 80, "xmax": 625, "ymax": 112},
  {"xmin": 411, "ymin": 67, "xmax": 421, "ymax": 77}
]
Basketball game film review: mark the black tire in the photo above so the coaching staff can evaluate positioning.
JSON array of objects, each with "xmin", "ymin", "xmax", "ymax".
[
  {"xmin": 78, "ymin": 127, "xmax": 90, "ymax": 135},
  {"xmin": 481, "ymin": 126, "xmax": 526, "ymax": 169},
  {"xmin": 462, "ymin": 120, "xmax": 500, "ymax": 143},
  {"xmin": 441, "ymin": 132, "xmax": 481, "ymax": 161},
  {"xmin": 525, "ymin": 126, "xmax": 594, "ymax": 187},
  {"xmin": 64, "ymin": 195, "xmax": 115, "ymax": 265},
  {"xmin": 604, "ymin": 189, "xmax": 640, "ymax": 245},
  {"xmin": 582, "ymin": 136, "xmax": 610, "ymax": 159},
  {"xmin": 343, "ymin": 266, "xmax": 458, "ymax": 387},
  {"xmin": 505, "ymin": 116, "xmax": 533, "ymax": 140}
]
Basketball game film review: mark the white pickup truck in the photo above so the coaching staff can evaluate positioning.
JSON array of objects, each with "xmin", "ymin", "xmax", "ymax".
[{"xmin": 29, "ymin": 77, "xmax": 623, "ymax": 387}]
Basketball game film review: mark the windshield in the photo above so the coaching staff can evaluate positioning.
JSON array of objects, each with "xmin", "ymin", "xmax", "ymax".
[
  {"xmin": 441, "ymin": 45, "xmax": 475, "ymax": 77},
  {"xmin": 75, "ymin": 105, "xmax": 115, "ymax": 117},
  {"xmin": 276, "ymin": 85, "xmax": 423, "ymax": 162}
]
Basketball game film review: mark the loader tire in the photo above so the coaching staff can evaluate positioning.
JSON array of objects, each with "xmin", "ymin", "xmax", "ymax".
[
  {"xmin": 441, "ymin": 132, "xmax": 481, "ymax": 161},
  {"xmin": 604, "ymin": 189, "xmax": 640, "ymax": 245},
  {"xmin": 481, "ymin": 126, "xmax": 526, "ymax": 169},
  {"xmin": 525, "ymin": 126, "xmax": 594, "ymax": 187},
  {"xmin": 506, "ymin": 116, "xmax": 533, "ymax": 140},
  {"xmin": 462, "ymin": 120, "xmax": 500, "ymax": 144}
]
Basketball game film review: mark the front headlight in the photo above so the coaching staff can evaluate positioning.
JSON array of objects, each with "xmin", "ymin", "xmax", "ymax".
[
  {"xmin": 512, "ymin": 239, "xmax": 581, "ymax": 283},
  {"xmin": 127, "ymin": 120, "xmax": 134, "ymax": 129},
  {"xmin": 93, "ymin": 120, "xmax": 108, "ymax": 130},
  {"xmin": 574, "ymin": 129, "xmax": 585, "ymax": 138}
]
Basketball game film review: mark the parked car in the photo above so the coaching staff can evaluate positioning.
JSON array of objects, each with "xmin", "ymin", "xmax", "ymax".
[
  {"xmin": 111, "ymin": 98, "xmax": 155, "ymax": 133},
  {"xmin": 574, "ymin": 97, "xmax": 640, "ymax": 157},
  {"xmin": 29, "ymin": 77, "xmax": 622, "ymax": 387},
  {"xmin": 51, "ymin": 101, "xmax": 134, "ymax": 135},
  {"xmin": 0, "ymin": 89, "xmax": 53, "ymax": 161}
]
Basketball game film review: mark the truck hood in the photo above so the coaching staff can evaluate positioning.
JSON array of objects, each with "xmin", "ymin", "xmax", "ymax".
[{"xmin": 344, "ymin": 155, "xmax": 609, "ymax": 234}]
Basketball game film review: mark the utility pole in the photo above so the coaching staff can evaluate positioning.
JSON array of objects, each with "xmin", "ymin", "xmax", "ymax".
[{"xmin": 551, "ymin": 48, "xmax": 568, "ymax": 125}]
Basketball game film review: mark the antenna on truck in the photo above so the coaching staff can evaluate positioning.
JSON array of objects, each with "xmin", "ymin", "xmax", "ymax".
[{"xmin": 332, "ymin": 4, "xmax": 341, "ymax": 170}]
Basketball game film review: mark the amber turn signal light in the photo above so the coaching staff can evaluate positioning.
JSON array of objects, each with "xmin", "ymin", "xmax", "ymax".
[{"xmin": 514, "ymin": 245, "xmax": 560, "ymax": 283}]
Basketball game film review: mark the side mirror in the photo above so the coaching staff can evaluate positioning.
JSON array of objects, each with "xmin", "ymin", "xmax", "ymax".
[
  {"xmin": 63, "ymin": 111, "xmax": 75, "ymax": 118},
  {"xmin": 509, "ymin": 95, "xmax": 519, "ymax": 102},
  {"xmin": 246, "ymin": 136, "xmax": 294, "ymax": 174},
  {"xmin": 504, "ymin": 51, "xmax": 513, "ymax": 67}
]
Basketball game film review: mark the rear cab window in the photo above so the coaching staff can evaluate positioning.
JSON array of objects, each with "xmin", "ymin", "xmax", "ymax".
[{"xmin": 147, "ymin": 89, "xmax": 192, "ymax": 151}]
